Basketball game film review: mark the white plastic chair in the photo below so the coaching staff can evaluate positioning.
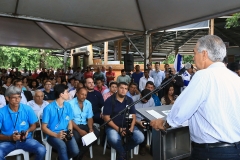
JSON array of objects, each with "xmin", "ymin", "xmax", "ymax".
[
  {"xmin": 93, "ymin": 123, "xmax": 101, "ymax": 145},
  {"xmin": 103, "ymin": 136, "xmax": 133, "ymax": 160},
  {"xmin": 5, "ymin": 149, "xmax": 29, "ymax": 160},
  {"xmin": 133, "ymin": 129, "xmax": 152, "ymax": 155},
  {"xmin": 37, "ymin": 110, "xmax": 52, "ymax": 160}
]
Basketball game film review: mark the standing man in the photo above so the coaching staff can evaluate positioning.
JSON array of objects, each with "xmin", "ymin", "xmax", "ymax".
[
  {"xmin": 117, "ymin": 69, "xmax": 131, "ymax": 84},
  {"xmin": 0, "ymin": 86, "xmax": 46, "ymax": 159},
  {"xmin": 131, "ymin": 65, "xmax": 143, "ymax": 87},
  {"xmin": 151, "ymin": 35, "xmax": 240, "ymax": 160},
  {"xmin": 106, "ymin": 66, "xmax": 115, "ymax": 87},
  {"xmin": 103, "ymin": 82, "xmax": 144, "ymax": 160},
  {"xmin": 139, "ymin": 69, "xmax": 154, "ymax": 92},
  {"xmin": 101, "ymin": 66, "xmax": 107, "ymax": 85},
  {"xmin": 181, "ymin": 62, "xmax": 194, "ymax": 91},
  {"xmin": 150, "ymin": 62, "xmax": 165, "ymax": 100},
  {"xmin": 147, "ymin": 63, "xmax": 154, "ymax": 75},
  {"xmin": 69, "ymin": 87, "xmax": 100, "ymax": 159},
  {"xmin": 85, "ymin": 78, "xmax": 104, "ymax": 125},
  {"xmin": 93, "ymin": 67, "xmax": 105, "ymax": 82}
]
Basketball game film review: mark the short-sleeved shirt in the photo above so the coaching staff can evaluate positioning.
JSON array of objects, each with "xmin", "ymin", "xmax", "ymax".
[
  {"xmin": 27, "ymin": 100, "xmax": 49, "ymax": 116},
  {"xmin": 68, "ymin": 98, "xmax": 93, "ymax": 125},
  {"xmin": 42, "ymin": 101, "xmax": 73, "ymax": 133},
  {"xmin": 106, "ymin": 71, "xmax": 115, "ymax": 82},
  {"xmin": 131, "ymin": 72, "xmax": 144, "ymax": 86},
  {"xmin": 86, "ymin": 90, "xmax": 104, "ymax": 114},
  {"xmin": 0, "ymin": 103, "xmax": 38, "ymax": 138},
  {"xmin": 43, "ymin": 90, "xmax": 55, "ymax": 101},
  {"xmin": 93, "ymin": 72, "xmax": 105, "ymax": 81},
  {"xmin": 103, "ymin": 94, "xmax": 135, "ymax": 127},
  {"xmin": 84, "ymin": 72, "xmax": 93, "ymax": 79}
]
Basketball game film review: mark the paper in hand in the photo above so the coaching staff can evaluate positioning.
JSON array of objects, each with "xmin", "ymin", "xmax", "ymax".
[{"xmin": 82, "ymin": 132, "xmax": 97, "ymax": 146}]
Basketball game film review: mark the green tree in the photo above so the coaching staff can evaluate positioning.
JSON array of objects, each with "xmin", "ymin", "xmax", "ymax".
[{"xmin": 225, "ymin": 13, "xmax": 240, "ymax": 28}]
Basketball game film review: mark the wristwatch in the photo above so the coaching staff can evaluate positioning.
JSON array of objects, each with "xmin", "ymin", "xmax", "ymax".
[{"xmin": 163, "ymin": 120, "xmax": 171, "ymax": 131}]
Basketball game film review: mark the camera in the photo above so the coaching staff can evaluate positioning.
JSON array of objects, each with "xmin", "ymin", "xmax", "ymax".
[
  {"xmin": 125, "ymin": 114, "xmax": 133, "ymax": 136},
  {"xmin": 15, "ymin": 130, "xmax": 26, "ymax": 141},
  {"xmin": 142, "ymin": 121, "xmax": 150, "ymax": 130},
  {"xmin": 64, "ymin": 129, "xmax": 72, "ymax": 141}
]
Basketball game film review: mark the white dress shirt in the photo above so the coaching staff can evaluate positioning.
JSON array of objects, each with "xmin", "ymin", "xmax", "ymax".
[
  {"xmin": 167, "ymin": 62, "xmax": 240, "ymax": 143},
  {"xmin": 0, "ymin": 95, "xmax": 6, "ymax": 108},
  {"xmin": 69, "ymin": 89, "xmax": 76, "ymax": 100},
  {"xmin": 139, "ymin": 76, "xmax": 154, "ymax": 91},
  {"xmin": 27, "ymin": 100, "xmax": 49, "ymax": 116}
]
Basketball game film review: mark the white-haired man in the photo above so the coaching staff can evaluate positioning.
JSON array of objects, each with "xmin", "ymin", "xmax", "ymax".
[
  {"xmin": 151, "ymin": 35, "xmax": 240, "ymax": 159},
  {"xmin": 27, "ymin": 90, "xmax": 49, "ymax": 116}
]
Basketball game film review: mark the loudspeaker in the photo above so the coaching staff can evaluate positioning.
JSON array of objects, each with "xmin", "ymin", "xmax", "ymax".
[{"xmin": 124, "ymin": 54, "xmax": 134, "ymax": 72}]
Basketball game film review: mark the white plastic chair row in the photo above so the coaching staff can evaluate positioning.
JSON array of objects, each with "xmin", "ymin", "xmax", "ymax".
[
  {"xmin": 5, "ymin": 149, "xmax": 29, "ymax": 160},
  {"xmin": 37, "ymin": 110, "xmax": 93, "ymax": 160},
  {"xmin": 103, "ymin": 136, "xmax": 133, "ymax": 160}
]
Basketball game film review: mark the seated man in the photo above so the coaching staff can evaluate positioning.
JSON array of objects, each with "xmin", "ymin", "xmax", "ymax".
[
  {"xmin": 94, "ymin": 78, "xmax": 108, "ymax": 95},
  {"xmin": 132, "ymin": 89, "xmax": 154, "ymax": 156},
  {"xmin": 0, "ymin": 86, "xmax": 46, "ymax": 159},
  {"xmin": 42, "ymin": 80, "xmax": 55, "ymax": 103},
  {"xmin": 85, "ymin": 78, "xmax": 104, "ymax": 125},
  {"xmin": 103, "ymin": 82, "xmax": 144, "ymax": 160},
  {"xmin": 69, "ymin": 87, "xmax": 100, "ymax": 158},
  {"xmin": 27, "ymin": 90, "xmax": 49, "ymax": 116},
  {"xmin": 14, "ymin": 79, "xmax": 33, "ymax": 104},
  {"xmin": 68, "ymin": 79, "xmax": 80, "ymax": 100},
  {"xmin": 41, "ymin": 84, "xmax": 80, "ymax": 160},
  {"xmin": 126, "ymin": 82, "xmax": 140, "ymax": 98},
  {"xmin": 145, "ymin": 81, "xmax": 161, "ymax": 106}
]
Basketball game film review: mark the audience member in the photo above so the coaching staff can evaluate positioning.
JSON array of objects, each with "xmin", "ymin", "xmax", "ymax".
[
  {"xmin": 85, "ymin": 78, "xmax": 104, "ymax": 125},
  {"xmin": 27, "ymin": 90, "xmax": 49, "ymax": 116},
  {"xmin": 41, "ymin": 84, "xmax": 80, "ymax": 159},
  {"xmin": 103, "ymin": 81, "xmax": 118, "ymax": 101},
  {"xmin": 0, "ymin": 86, "xmax": 46, "ymax": 159},
  {"xmin": 132, "ymin": 89, "xmax": 154, "ymax": 155},
  {"xmin": 126, "ymin": 83, "xmax": 140, "ymax": 98},
  {"xmin": 139, "ymin": 69, "xmax": 154, "ymax": 92},
  {"xmin": 117, "ymin": 69, "xmax": 131, "ymax": 84},
  {"xmin": 69, "ymin": 87, "xmax": 99, "ymax": 159},
  {"xmin": 161, "ymin": 84, "xmax": 178, "ymax": 105},
  {"xmin": 93, "ymin": 67, "xmax": 105, "ymax": 82},
  {"xmin": 43, "ymin": 80, "xmax": 55, "ymax": 103},
  {"xmin": 94, "ymin": 78, "xmax": 108, "ymax": 95},
  {"xmin": 103, "ymin": 82, "xmax": 144, "ymax": 160},
  {"xmin": 14, "ymin": 79, "xmax": 33, "ymax": 104},
  {"xmin": 145, "ymin": 81, "xmax": 161, "ymax": 106},
  {"xmin": 84, "ymin": 66, "xmax": 93, "ymax": 79},
  {"xmin": 131, "ymin": 65, "xmax": 143, "ymax": 87},
  {"xmin": 106, "ymin": 66, "xmax": 115, "ymax": 87}
]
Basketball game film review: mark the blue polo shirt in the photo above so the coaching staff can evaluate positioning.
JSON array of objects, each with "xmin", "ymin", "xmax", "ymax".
[
  {"xmin": 42, "ymin": 101, "xmax": 73, "ymax": 134},
  {"xmin": 103, "ymin": 95, "xmax": 135, "ymax": 127},
  {"xmin": 68, "ymin": 98, "xmax": 93, "ymax": 125},
  {"xmin": 132, "ymin": 72, "xmax": 143, "ymax": 86},
  {"xmin": 152, "ymin": 94, "xmax": 161, "ymax": 106},
  {"xmin": 0, "ymin": 103, "xmax": 37, "ymax": 139}
]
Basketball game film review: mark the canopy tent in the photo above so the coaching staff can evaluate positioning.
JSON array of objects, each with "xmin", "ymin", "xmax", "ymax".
[{"xmin": 1, "ymin": 0, "xmax": 240, "ymax": 50}]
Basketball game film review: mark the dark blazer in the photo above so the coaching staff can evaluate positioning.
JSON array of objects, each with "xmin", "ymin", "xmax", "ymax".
[{"xmin": 23, "ymin": 90, "xmax": 33, "ymax": 102}]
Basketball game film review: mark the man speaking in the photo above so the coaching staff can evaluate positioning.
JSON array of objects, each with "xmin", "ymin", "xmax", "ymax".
[{"xmin": 150, "ymin": 35, "xmax": 240, "ymax": 159}]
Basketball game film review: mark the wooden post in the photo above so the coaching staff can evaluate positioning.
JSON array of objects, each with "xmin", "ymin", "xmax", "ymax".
[
  {"xmin": 144, "ymin": 34, "xmax": 150, "ymax": 69},
  {"xmin": 70, "ymin": 49, "xmax": 74, "ymax": 68},
  {"xmin": 104, "ymin": 42, "xmax": 108, "ymax": 64},
  {"xmin": 87, "ymin": 45, "xmax": 93, "ymax": 65},
  {"xmin": 118, "ymin": 40, "xmax": 123, "ymax": 61},
  {"xmin": 210, "ymin": 19, "xmax": 214, "ymax": 35}
]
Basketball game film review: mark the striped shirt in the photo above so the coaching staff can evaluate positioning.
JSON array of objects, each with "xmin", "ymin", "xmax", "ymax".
[{"xmin": 167, "ymin": 62, "xmax": 240, "ymax": 143}]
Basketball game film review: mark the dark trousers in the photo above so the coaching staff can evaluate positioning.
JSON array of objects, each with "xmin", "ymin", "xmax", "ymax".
[
  {"xmin": 190, "ymin": 143, "xmax": 240, "ymax": 160},
  {"xmin": 93, "ymin": 113, "xmax": 104, "ymax": 125},
  {"xmin": 136, "ymin": 124, "xmax": 148, "ymax": 148},
  {"xmin": 73, "ymin": 124, "xmax": 100, "ymax": 156}
]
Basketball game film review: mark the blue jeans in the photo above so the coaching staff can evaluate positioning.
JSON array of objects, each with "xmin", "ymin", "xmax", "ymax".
[
  {"xmin": 0, "ymin": 138, "xmax": 46, "ymax": 160},
  {"xmin": 190, "ymin": 143, "xmax": 240, "ymax": 160},
  {"xmin": 47, "ymin": 136, "xmax": 79, "ymax": 160},
  {"xmin": 105, "ymin": 126, "xmax": 144, "ymax": 158}
]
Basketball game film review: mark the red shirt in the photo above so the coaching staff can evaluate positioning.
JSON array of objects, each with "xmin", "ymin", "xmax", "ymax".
[
  {"xmin": 31, "ymin": 73, "xmax": 39, "ymax": 79},
  {"xmin": 84, "ymin": 71, "xmax": 93, "ymax": 79},
  {"xmin": 106, "ymin": 71, "xmax": 115, "ymax": 82}
]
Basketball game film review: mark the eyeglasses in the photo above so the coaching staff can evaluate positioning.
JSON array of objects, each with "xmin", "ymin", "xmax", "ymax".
[
  {"xmin": 45, "ymin": 84, "xmax": 52, "ymax": 86},
  {"xmin": 10, "ymin": 96, "xmax": 22, "ymax": 100}
]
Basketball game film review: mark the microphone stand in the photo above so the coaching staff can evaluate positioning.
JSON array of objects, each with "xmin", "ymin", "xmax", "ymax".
[{"xmin": 101, "ymin": 69, "xmax": 185, "ymax": 160}]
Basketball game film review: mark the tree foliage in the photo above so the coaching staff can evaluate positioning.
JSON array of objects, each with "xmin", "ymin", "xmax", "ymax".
[
  {"xmin": 0, "ymin": 46, "xmax": 69, "ymax": 70},
  {"xmin": 163, "ymin": 54, "xmax": 194, "ymax": 64},
  {"xmin": 225, "ymin": 13, "xmax": 240, "ymax": 29}
]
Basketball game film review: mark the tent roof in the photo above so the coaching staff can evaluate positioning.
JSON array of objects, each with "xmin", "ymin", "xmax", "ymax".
[{"xmin": 1, "ymin": 0, "xmax": 240, "ymax": 50}]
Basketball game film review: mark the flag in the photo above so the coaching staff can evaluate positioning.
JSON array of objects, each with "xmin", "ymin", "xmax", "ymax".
[{"xmin": 174, "ymin": 54, "xmax": 183, "ymax": 72}]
